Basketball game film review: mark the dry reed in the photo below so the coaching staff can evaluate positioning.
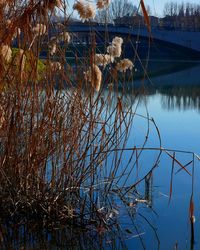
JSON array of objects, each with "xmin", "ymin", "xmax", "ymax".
[{"xmin": 0, "ymin": 0, "xmax": 139, "ymax": 233}]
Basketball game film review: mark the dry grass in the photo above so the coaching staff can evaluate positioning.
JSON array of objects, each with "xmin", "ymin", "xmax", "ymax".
[{"xmin": 0, "ymin": 0, "xmax": 139, "ymax": 231}]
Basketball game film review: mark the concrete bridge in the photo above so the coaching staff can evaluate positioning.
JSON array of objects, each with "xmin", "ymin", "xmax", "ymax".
[{"xmin": 67, "ymin": 24, "xmax": 200, "ymax": 53}]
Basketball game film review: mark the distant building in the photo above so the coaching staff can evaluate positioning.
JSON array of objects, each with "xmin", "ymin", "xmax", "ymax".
[
  {"xmin": 114, "ymin": 14, "xmax": 200, "ymax": 31},
  {"xmin": 160, "ymin": 15, "xmax": 200, "ymax": 31},
  {"xmin": 114, "ymin": 14, "xmax": 160, "ymax": 28}
]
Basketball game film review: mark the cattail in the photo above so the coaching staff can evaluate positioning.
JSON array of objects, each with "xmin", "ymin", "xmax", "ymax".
[
  {"xmin": 95, "ymin": 54, "xmax": 105, "ymax": 66},
  {"xmin": 84, "ymin": 64, "xmax": 102, "ymax": 91},
  {"xmin": 0, "ymin": 44, "xmax": 12, "ymax": 63},
  {"xmin": 73, "ymin": 1, "xmax": 96, "ymax": 21},
  {"xmin": 107, "ymin": 44, "xmax": 121, "ymax": 58},
  {"xmin": 97, "ymin": 0, "xmax": 110, "ymax": 9},
  {"xmin": 32, "ymin": 23, "xmax": 47, "ymax": 36},
  {"xmin": 112, "ymin": 36, "xmax": 123, "ymax": 46},
  {"xmin": 50, "ymin": 61, "xmax": 62, "ymax": 71},
  {"xmin": 116, "ymin": 59, "xmax": 134, "ymax": 72},
  {"xmin": 58, "ymin": 32, "xmax": 71, "ymax": 43},
  {"xmin": 95, "ymin": 53, "xmax": 114, "ymax": 67},
  {"xmin": 107, "ymin": 36, "xmax": 123, "ymax": 58},
  {"xmin": 105, "ymin": 54, "xmax": 114, "ymax": 64}
]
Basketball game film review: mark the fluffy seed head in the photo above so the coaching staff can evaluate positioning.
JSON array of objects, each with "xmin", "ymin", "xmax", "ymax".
[
  {"xmin": 97, "ymin": 0, "xmax": 110, "ymax": 9},
  {"xmin": 32, "ymin": 24, "xmax": 47, "ymax": 36},
  {"xmin": 107, "ymin": 44, "xmax": 122, "ymax": 58},
  {"xmin": 84, "ymin": 64, "xmax": 102, "ymax": 91},
  {"xmin": 58, "ymin": 32, "xmax": 71, "ymax": 43},
  {"xmin": 116, "ymin": 59, "xmax": 134, "ymax": 72},
  {"xmin": 107, "ymin": 36, "xmax": 123, "ymax": 58},
  {"xmin": 112, "ymin": 36, "xmax": 123, "ymax": 46},
  {"xmin": 50, "ymin": 61, "xmax": 62, "ymax": 71},
  {"xmin": 0, "ymin": 44, "xmax": 12, "ymax": 63},
  {"xmin": 49, "ymin": 43, "xmax": 57, "ymax": 55},
  {"xmin": 73, "ymin": 1, "xmax": 96, "ymax": 21},
  {"xmin": 95, "ymin": 53, "xmax": 114, "ymax": 67}
]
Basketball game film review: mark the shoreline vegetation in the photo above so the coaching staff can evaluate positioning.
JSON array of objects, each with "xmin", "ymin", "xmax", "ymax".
[{"xmin": 0, "ymin": 0, "xmax": 199, "ymax": 248}]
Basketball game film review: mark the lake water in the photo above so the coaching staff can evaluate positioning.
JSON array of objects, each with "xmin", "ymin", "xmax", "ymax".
[{"xmin": 117, "ymin": 61, "xmax": 200, "ymax": 249}]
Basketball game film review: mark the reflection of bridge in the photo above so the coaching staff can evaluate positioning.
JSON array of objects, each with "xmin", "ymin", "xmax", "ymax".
[{"xmin": 68, "ymin": 24, "xmax": 200, "ymax": 53}]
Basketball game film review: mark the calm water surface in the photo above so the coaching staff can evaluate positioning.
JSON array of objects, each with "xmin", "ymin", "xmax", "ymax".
[{"xmin": 121, "ymin": 61, "xmax": 200, "ymax": 249}]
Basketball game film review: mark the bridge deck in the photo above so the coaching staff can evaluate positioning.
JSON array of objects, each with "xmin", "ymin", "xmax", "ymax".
[{"xmin": 68, "ymin": 24, "xmax": 200, "ymax": 53}]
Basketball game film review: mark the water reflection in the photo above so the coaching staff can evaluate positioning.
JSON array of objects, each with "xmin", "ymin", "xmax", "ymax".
[
  {"xmin": 159, "ymin": 85, "xmax": 200, "ymax": 111},
  {"xmin": 142, "ymin": 61, "xmax": 200, "ymax": 86},
  {"xmin": 144, "ymin": 173, "xmax": 153, "ymax": 207},
  {"xmin": 145, "ymin": 62, "xmax": 200, "ymax": 111},
  {"xmin": 106, "ymin": 84, "xmax": 200, "ymax": 112},
  {"xmin": 0, "ymin": 182, "xmax": 156, "ymax": 250},
  {"xmin": 100, "ymin": 61, "xmax": 200, "ymax": 249},
  {"xmin": 121, "ymin": 62, "xmax": 200, "ymax": 111}
]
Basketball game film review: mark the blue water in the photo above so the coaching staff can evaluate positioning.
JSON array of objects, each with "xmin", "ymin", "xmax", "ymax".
[{"xmin": 119, "ymin": 62, "xmax": 200, "ymax": 249}]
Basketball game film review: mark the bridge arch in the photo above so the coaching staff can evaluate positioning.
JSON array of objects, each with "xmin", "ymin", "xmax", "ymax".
[{"xmin": 67, "ymin": 24, "xmax": 200, "ymax": 54}]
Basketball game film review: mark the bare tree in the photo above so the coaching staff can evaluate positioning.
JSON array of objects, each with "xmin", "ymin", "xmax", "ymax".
[
  {"xmin": 95, "ymin": 0, "xmax": 138, "ymax": 23},
  {"xmin": 162, "ymin": 1, "xmax": 200, "ymax": 30},
  {"xmin": 163, "ymin": 1, "xmax": 200, "ymax": 17},
  {"xmin": 109, "ymin": 0, "xmax": 137, "ymax": 19},
  {"xmin": 178, "ymin": 2, "xmax": 185, "ymax": 17},
  {"xmin": 95, "ymin": 9, "xmax": 111, "ymax": 23},
  {"xmin": 163, "ymin": 2, "xmax": 170, "ymax": 16},
  {"xmin": 163, "ymin": 2, "xmax": 178, "ymax": 16}
]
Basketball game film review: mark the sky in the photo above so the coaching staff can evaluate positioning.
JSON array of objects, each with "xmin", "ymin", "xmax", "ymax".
[
  {"xmin": 67, "ymin": 0, "xmax": 200, "ymax": 17},
  {"xmin": 135, "ymin": 0, "xmax": 200, "ymax": 16}
]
